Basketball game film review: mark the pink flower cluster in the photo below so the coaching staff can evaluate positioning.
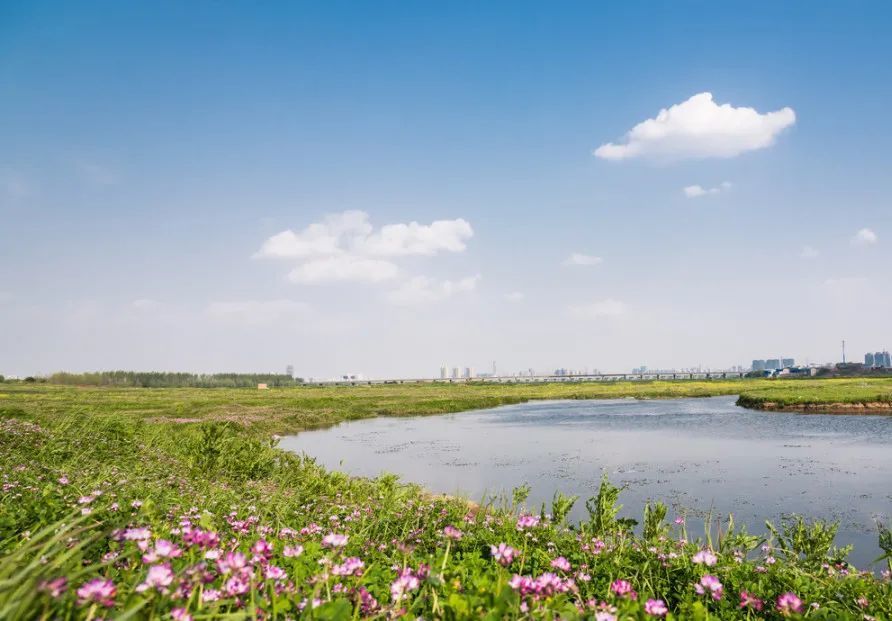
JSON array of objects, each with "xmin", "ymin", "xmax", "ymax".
[
  {"xmin": 610, "ymin": 579, "xmax": 637, "ymax": 600},
  {"xmin": 694, "ymin": 575, "xmax": 723, "ymax": 600},
  {"xmin": 644, "ymin": 598, "xmax": 668, "ymax": 617},
  {"xmin": 509, "ymin": 572, "xmax": 575, "ymax": 599},
  {"xmin": 776, "ymin": 592, "xmax": 803, "ymax": 615},
  {"xmin": 516, "ymin": 514, "xmax": 540, "ymax": 530},
  {"xmin": 490, "ymin": 543, "xmax": 517, "ymax": 566},
  {"xmin": 390, "ymin": 567, "xmax": 423, "ymax": 602}
]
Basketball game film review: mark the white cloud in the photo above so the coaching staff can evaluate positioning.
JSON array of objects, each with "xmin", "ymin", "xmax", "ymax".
[
  {"xmin": 207, "ymin": 300, "xmax": 311, "ymax": 325},
  {"xmin": 562, "ymin": 253, "xmax": 603, "ymax": 267},
  {"xmin": 505, "ymin": 291, "xmax": 525, "ymax": 302},
  {"xmin": 683, "ymin": 181, "xmax": 732, "ymax": 198},
  {"xmin": 594, "ymin": 92, "xmax": 795, "ymax": 161},
  {"xmin": 255, "ymin": 211, "xmax": 475, "ymax": 287},
  {"xmin": 255, "ymin": 211, "xmax": 472, "ymax": 260},
  {"xmin": 567, "ymin": 299, "xmax": 625, "ymax": 319},
  {"xmin": 254, "ymin": 210, "xmax": 370, "ymax": 259},
  {"xmin": 358, "ymin": 219, "xmax": 473, "ymax": 257},
  {"xmin": 852, "ymin": 228, "xmax": 878, "ymax": 246},
  {"xmin": 800, "ymin": 245, "xmax": 819, "ymax": 259},
  {"xmin": 288, "ymin": 255, "xmax": 399, "ymax": 284},
  {"xmin": 386, "ymin": 275, "xmax": 480, "ymax": 306}
]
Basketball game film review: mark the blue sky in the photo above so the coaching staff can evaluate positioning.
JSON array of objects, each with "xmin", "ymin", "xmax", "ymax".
[{"xmin": 2, "ymin": 1, "xmax": 890, "ymax": 378}]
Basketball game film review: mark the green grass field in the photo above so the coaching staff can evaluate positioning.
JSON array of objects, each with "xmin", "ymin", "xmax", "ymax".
[
  {"xmin": 1, "ymin": 378, "xmax": 891, "ymax": 619},
  {"xmin": 4, "ymin": 376, "xmax": 892, "ymax": 434}
]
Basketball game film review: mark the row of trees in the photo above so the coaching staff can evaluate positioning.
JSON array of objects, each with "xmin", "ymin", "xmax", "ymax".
[{"xmin": 45, "ymin": 371, "xmax": 303, "ymax": 388}]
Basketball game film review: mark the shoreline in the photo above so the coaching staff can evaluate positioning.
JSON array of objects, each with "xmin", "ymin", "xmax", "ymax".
[{"xmin": 738, "ymin": 398, "xmax": 892, "ymax": 414}]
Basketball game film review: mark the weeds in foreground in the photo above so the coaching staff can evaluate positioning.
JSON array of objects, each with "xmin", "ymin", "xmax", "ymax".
[{"xmin": 1, "ymin": 391, "xmax": 891, "ymax": 619}]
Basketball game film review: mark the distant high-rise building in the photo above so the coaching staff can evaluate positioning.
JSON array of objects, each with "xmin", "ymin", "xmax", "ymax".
[
  {"xmin": 463, "ymin": 367, "xmax": 473, "ymax": 378},
  {"xmin": 440, "ymin": 366, "xmax": 448, "ymax": 379},
  {"xmin": 865, "ymin": 353, "xmax": 875, "ymax": 367},
  {"xmin": 782, "ymin": 358, "xmax": 795, "ymax": 368},
  {"xmin": 286, "ymin": 364, "xmax": 294, "ymax": 377},
  {"xmin": 876, "ymin": 351, "xmax": 892, "ymax": 368},
  {"xmin": 765, "ymin": 359, "xmax": 781, "ymax": 370},
  {"xmin": 451, "ymin": 367, "xmax": 460, "ymax": 379},
  {"xmin": 884, "ymin": 352, "xmax": 892, "ymax": 368},
  {"xmin": 752, "ymin": 360, "xmax": 766, "ymax": 371}
]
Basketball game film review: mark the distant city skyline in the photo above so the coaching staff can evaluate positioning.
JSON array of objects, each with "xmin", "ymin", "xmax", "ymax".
[{"xmin": 2, "ymin": 2, "xmax": 890, "ymax": 378}]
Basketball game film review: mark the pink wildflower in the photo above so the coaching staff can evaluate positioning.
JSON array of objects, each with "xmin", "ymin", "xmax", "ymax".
[
  {"xmin": 692, "ymin": 549, "xmax": 717, "ymax": 566},
  {"xmin": 550, "ymin": 556, "xmax": 571, "ymax": 572},
  {"xmin": 142, "ymin": 539, "xmax": 182, "ymax": 563},
  {"xmin": 136, "ymin": 563, "xmax": 174, "ymax": 593},
  {"xmin": 694, "ymin": 575, "xmax": 723, "ymax": 600},
  {"xmin": 251, "ymin": 538, "xmax": 273, "ymax": 559},
  {"xmin": 219, "ymin": 551, "xmax": 248, "ymax": 574},
  {"xmin": 123, "ymin": 527, "xmax": 151, "ymax": 541},
  {"xmin": 358, "ymin": 586, "xmax": 379, "ymax": 614},
  {"xmin": 77, "ymin": 578, "xmax": 116, "ymax": 607},
  {"xmin": 264, "ymin": 565, "xmax": 287, "ymax": 581},
  {"xmin": 516, "ymin": 514, "xmax": 540, "ymax": 530},
  {"xmin": 283, "ymin": 544, "xmax": 304, "ymax": 557},
  {"xmin": 610, "ymin": 580, "xmax": 637, "ymax": 599},
  {"xmin": 390, "ymin": 568, "xmax": 420, "ymax": 602},
  {"xmin": 322, "ymin": 532, "xmax": 348, "ymax": 548},
  {"xmin": 38, "ymin": 577, "xmax": 67, "ymax": 599},
  {"xmin": 776, "ymin": 592, "xmax": 803, "ymax": 615},
  {"xmin": 201, "ymin": 588, "xmax": 221, "ymax": 603},
  {"xmin": 739, "ymin": 591, "xmax": 764, "ymax": 611},
  {"xmin": 171, "ymin": 608, "xmax": 192, "ymax": 621},
  {"xmin": 224, "ymin": 575, "xmax": 250, "ymax": 597},
  {"xmin": 443, "ymin": 526, "xmax": 463, "ymax": 540},
  {"xmin": 490, "ymin": 543, "xmax": 516, "ymax": 566},
  {"xmin": 645, "ymin": 599, "xmax": 669, "ymax": 617},
  {"xmin": 332, "ymin": 557, "xmax": 365, "ymax": 576}
]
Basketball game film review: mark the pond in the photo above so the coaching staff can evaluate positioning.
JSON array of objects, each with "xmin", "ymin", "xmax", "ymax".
[{"xmin": 280, "ymin": 396, "xmax": 892, "ymax": 568}]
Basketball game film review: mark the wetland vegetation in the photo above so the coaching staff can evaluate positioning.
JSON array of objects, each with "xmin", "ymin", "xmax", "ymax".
[{"xmin": 1, "ymin": 379, "xmax": 891, "ymax": 619}]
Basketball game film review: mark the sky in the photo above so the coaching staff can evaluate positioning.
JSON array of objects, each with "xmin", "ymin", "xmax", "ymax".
[{"xmin": 2, "ymin": 1, "xmax": 891, "ymax": 379}]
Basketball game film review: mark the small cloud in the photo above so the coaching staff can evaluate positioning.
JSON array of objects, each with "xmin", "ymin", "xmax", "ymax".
[
  {"xmin": 288, "ymin": 255, "xmax": 399, "ymax": 284},
  {"xmin": 683, "ymin": 182, "xmax": 732, "ymax": 198},
  {"xmin": 562, "ymin": 253, "xmax": 603, "ymax": 267},
  {"xmin": 567, "ymin": 298, "xmax": 625, "ymax": 319},
  {"xmin": 800, "ymin": 245, "xmax": 819, "ymax": 259},
  {"xmin": 851, "ymin": 228, "xmax": 878, "ymax": 246},
  {"xmin": 386, "ymin": 274, "xmax": 480, "ymax": 306},
  {"xmin": 594, "ymin": 92, "xmax": 795, "ymax": 161},
  {"xmin": 207, "ymin": 300, "xmax": 311, "ymax": 325},
  {"xmin": 505, "ymin": 291, "xmax": 525, "ymax": 302}
]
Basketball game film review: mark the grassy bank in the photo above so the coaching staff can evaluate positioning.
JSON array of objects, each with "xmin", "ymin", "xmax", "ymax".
[
  {"xmin": 1, "ymin": 380, "xmax": 891, "ymax": 619},
  {"xmin": 734, "ymin": 377, "xmax": 892, "ymax": 412}
]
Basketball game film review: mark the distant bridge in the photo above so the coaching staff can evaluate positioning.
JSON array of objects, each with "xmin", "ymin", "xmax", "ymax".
[{"xmin": 309, "ymin": 371, "xmax": 745, "ymax": 387}]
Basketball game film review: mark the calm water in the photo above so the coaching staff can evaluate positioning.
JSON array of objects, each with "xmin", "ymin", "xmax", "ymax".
[{"xmin": 281, "ymin": 396, "xmax": 892, "ymax": 568}]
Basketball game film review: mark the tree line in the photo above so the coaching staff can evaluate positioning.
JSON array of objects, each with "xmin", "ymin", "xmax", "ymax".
[{"xmin": 42, "ymin": 371, "xmax": 303, "ymax": 388}]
